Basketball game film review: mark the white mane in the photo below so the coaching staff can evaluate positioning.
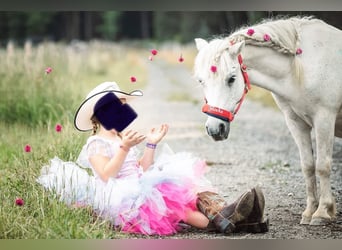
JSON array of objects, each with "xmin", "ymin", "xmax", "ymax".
[
  {"xmin": 228, "ymin": 16, "xmax": 320, "ymax": 55},
  {"xmin": 205, "ymin": 16, "xmax": 322, "ymax": 84}
]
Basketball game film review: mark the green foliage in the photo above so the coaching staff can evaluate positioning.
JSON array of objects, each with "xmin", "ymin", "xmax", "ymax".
[
  {"xmin": 97, "ymin": 11, "xmax": 121, "ymax": 40},
  {"xmin": 25, "ymin": 12, "xmax": 56, "ymax": 36}
]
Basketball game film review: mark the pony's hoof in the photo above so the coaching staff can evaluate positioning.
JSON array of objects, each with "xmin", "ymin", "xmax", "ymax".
[
  {"xmin": 300, "ymin": 216, "xmax": 311, "ymax": 225},
  {"xmin": 310, "ymin": 217, "xmax": 332, "ymax": 225}
]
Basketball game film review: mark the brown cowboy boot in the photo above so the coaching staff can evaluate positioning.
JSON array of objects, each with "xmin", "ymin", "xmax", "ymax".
[
  {"xmin": 197, "ymin": 190, "xmax": 255, "ymax": 234},
  {"xmin": 234, "ymin": 186, "xmax": 269, "ymax": 233}
]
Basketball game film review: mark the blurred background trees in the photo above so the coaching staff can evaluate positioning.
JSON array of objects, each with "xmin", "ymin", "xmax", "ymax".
[{"xmin": 0, "ymin": 11, "xmax": 341, "ymax": 45}]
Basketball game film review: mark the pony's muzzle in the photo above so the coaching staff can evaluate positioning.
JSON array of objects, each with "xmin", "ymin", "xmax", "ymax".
[{"xmin": 205, "ymin": 119, "xmax": 230, "ymax": 141}]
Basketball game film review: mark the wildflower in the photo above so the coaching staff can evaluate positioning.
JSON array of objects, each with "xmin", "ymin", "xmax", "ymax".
[
  {"xmin": 148, "ymin": 55, "xmax": 153, "ymax": 61},
  {"xmin": 15, "ymin": 197, "xmax": 24, "ymax": 206},
  {"xmin": 263, "ymin": 34, "xmax": 271, "ymax": 41},
  {"xmin": 130, "ymin": 76, "xmax": 137, "ymax": 83},
  {"xmin": 151, "ymin": 49, "xmax": 158, "ymax": 56},
  {"xmin": 178, "ymin": 55, "xmax": 184, "ymax": 63},
  {"xmin": 55, "ymin": 124, "xmax": 62, "ymax": 132},
  {"xmin": 247, "ymin": 28, "xmax": 255, "ymax": 36},
  {"xmin": 24, "ymin": 144, "xmax": 31, "ymax": 153},
  {"xmin": 296, "ymin": 48, "xmax": 303, "ymax": 55},
  {"xmin": 210, "ymin": 65, "xmax": 217, "ymax": 73},
  {"xmin": 45, "ymin": 67, "xmax": 52, "ymax": 74}
]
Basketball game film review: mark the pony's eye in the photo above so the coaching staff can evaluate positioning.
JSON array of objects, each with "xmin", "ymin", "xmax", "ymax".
[
  {"xmin": 198, "ymin": 79, "xmax": 205, "ymax": 86},
  {"xmin": 226, "ymin": 75, "xmax": 236, "ymax": 86}
]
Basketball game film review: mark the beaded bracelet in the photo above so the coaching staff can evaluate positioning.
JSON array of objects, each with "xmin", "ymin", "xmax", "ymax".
[{"xmin": 146, "ymin": 142, "xmax": 157, "ymax": 149}]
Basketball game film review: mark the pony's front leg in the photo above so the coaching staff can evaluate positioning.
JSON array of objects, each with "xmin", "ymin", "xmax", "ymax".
[{"xmin": 310, "ymin": 112, "xmax": 336, "ymax": 225}]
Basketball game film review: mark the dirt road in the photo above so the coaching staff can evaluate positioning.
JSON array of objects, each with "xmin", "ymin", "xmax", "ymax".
[{"xmin": 131, "ymin": 58, "xmax": 342, "ymax": 239}]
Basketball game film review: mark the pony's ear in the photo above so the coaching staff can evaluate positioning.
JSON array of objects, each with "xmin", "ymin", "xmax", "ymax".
[
  {"xmin": 195, "ymin": 38, "xmax": 208, "ymax": 51},
  {"xmin": 228, "ymin": 41, "xmax": 245, "ymax": 56}
]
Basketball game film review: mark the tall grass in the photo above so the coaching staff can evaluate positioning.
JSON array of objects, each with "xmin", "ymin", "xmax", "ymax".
[
  {"xmin": 0, "ymin": 40, "xmax": 147, "ymax": 126},
  {"xmin": 0, "ymin": 40, "xmax": 147, "ymax": 239}
]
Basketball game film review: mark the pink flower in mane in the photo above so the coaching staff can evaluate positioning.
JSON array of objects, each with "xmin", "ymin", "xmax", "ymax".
[
  {"xmin": 263, "ymin": 34, "xmax": 271, "ymax": 41},
  {"xmin": 247, "ymin": 28, "xmax": 255, "ymax": 36},
  {"xmin": 296, "ymin": 48, "xmax": 303, "ymax": 55},
  {"xmin": 210, "ymin": 65, "xmax": 217, "ymax": 73}
]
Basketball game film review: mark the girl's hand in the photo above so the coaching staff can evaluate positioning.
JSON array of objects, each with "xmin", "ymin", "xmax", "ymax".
[
  {"xmin": 146, "ymin": 124, "xmax": 169, "ymax": 144},
  {"xmin": 121, "ymin": 130, "xmax": 146, "ymax": 148}
]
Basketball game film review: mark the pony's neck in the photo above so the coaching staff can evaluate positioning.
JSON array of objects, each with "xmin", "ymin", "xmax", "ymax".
[{"xmin": 242, "ymin": 45, "xmax": 298, "ymax": 99}]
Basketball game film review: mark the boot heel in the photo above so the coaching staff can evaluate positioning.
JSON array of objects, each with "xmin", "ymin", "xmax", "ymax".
[{"xmin": 235, "ymin": 217, "xmax": 269, "ymax": 233}]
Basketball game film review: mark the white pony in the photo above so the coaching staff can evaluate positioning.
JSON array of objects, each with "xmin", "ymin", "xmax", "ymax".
[{"xmin": 194, "ymin": 16, "xmax": 342, "ymax": 226}]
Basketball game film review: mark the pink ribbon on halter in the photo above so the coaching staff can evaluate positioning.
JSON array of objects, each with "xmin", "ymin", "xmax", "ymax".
[{"xmin": 202, "ymin": 54, "xmax": 251, "ymax": 122}]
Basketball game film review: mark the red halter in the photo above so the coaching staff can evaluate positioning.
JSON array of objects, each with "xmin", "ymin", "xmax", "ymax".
[{"xmin": 202, "ymin": 54, "xmax": 251, "ymax": 122}]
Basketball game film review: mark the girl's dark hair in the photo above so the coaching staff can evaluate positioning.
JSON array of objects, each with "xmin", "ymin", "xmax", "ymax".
[
  {"xmin": 90, "ymin": 115, "xmax": 122, "ymax": 138},
  {"xmin": 91, "ymin": 116, "xmax": 100, "ymax": 135}
]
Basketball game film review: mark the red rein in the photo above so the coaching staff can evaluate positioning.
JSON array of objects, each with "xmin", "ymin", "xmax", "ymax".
[{"xmin": 202, "ymin": 54, "xmax": 251, "ymax": 122}]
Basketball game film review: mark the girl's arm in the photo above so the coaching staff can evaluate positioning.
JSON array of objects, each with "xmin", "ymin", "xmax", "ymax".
[
  {"xmin": 90, "ymin": 130, "xmax": 146, "ymax": 182},
  {"xmin": 140, "ymin": 124, "xmax": 168, "ymax": 171},
  {"xmin": 89, "ymin": 146, "xmax": 129, "ymax": 182}
]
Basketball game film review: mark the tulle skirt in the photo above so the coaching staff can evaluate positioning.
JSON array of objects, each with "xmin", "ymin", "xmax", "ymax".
[{"xmin": 37, "ymin": 149, "xmax": 214, "ymax": 235}]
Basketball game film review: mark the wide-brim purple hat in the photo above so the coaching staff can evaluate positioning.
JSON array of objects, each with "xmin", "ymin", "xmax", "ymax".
[{"xmin": 74, "ymin": 81, "xmax": 143, "ymax": 132}]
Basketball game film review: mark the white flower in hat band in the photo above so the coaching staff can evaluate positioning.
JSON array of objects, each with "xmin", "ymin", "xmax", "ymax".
[{"xmin": 74, "ymin": 82, "xmax": 143, "ymax": 132}]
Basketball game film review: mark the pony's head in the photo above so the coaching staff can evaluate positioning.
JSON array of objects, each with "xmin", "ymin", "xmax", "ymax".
[{"xmin": 194, "ymin": 37, "xmax": 249, "ymax": 141}]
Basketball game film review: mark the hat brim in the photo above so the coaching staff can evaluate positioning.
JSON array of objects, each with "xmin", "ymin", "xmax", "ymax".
[{"xmin": 74, "ymin": 89, "xmax": 143, "ymax": 132}]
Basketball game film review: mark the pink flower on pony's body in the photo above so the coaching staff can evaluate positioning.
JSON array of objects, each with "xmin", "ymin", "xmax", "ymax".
[
  {"xmin": 24, "ymin": 144, "xmax": 31, "ymax": 153},
  {"xmin": 55, "ymin": 124, "xmax": 62, "ymax": 132},
  {"xmin": 15, "ymin": 198, "xmax": 24, "ymax": 206},
  {"xmin": 45, "ymin": 67, "xmax": 52, "ymax": 74},
  {"xmin": 210, "ymin": 65, "xmax": 217, "ymax": 73},
  {"xmin": 247, "ymin": 28, "xmax": 255, "ymax": 36}
]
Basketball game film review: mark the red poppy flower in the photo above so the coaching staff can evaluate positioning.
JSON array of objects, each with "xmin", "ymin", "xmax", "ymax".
[
  {"xmin": 45, "ymin": 67, "xmax": 52, "ymax": 74},
  {"xmin": 178, "ymin": 55, "xmax": 184, "ymax": 62},
  {"xmin": 210, "ymin": 65, "xmax": 217, "ymax": 73},
  {"xmin": 24, "ymin": 144, "xmax": 31, "ymax": 153},
  {"xmin": 15, "ymin": 198, "xmax": 24, "ymax": 206},
  {"xmin": 151, "ymin": 49, "xmax": 158, "ymax": 56},
  {"xmin": 130, "ymin": 76, "xmax": 137, "ymax": 83},
  {"xmin": 55, "ymin": 124, "xmax": 62, "ymax": 132}
]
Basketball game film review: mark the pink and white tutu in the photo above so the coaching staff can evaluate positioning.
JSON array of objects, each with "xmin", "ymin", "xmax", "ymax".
[{"xmin": 37, "ymin": 136, "xmax": 214, "ymax": 235}]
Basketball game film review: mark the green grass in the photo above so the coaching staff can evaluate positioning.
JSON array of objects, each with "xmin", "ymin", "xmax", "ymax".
[{"xmin": 0, "ymin": 41, "xmax": 147, "ymax": 239}]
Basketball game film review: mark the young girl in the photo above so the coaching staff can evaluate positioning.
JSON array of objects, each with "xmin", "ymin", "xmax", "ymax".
[{"xmin": 37, "ymin": 81, "xmax": 268, "ymax": 236}]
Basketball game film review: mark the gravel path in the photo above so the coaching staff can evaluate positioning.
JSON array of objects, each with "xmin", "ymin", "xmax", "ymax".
[{"xmin": 131, "ymin": 58, "xmax": 342, "ymax": 239}]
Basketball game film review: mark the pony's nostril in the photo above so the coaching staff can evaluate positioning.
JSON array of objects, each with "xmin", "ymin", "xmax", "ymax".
[{"xmin": 219, "ymin": 123, "xmax": 225, "ymax": 134}]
